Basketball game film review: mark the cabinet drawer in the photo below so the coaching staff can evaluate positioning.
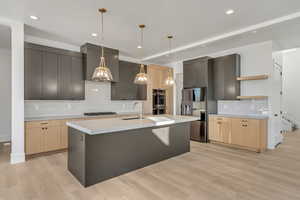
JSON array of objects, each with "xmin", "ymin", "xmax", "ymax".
[{"xmin": 26, "ymin": 120, "xmax": 61, "ymax": 128}]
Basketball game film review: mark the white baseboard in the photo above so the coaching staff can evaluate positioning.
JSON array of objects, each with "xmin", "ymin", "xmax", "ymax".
[
  {"xmin": 10, "ymin": 152, "xmax": 25, "ymax": 164},
  {"xmin": 0, "ymin": 134, "xmax": 10, "ymax": 142}
]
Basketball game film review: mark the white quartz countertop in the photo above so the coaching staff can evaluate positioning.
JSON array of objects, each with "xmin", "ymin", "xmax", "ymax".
[
  {"xmin": 66, "ymin": 115, "xmax": 199, "ymax": 135},
  {"xmin": 210, "ymin": 114, "xmax": 269, "ymax": 119},
  {"xmin": 24, "ymin": 112, "xmax": 138, "ymax": 122}
]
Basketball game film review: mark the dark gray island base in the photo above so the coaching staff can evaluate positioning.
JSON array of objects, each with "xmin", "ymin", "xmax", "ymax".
[{"xmin": 68, "ymin": 122, "xmax": 190, "ymax": 187}]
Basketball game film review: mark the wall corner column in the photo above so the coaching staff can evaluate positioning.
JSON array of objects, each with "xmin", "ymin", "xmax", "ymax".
[{"xmin": 10, "ymin": 22, "xmax": 25, "ymax": 164}]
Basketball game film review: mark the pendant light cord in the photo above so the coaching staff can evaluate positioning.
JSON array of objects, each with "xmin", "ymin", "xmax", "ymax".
[
  {"xmin": 139, "ymin": 25, "xmax": 145, "ymax": 73},
  {"xmin": 168, "ymin": 36, "xmax": 173, "ymax": 76},
  {"xmin": 101, "ymin": 11, "xmax": 104, "ymax": 58},
  {"xmin": 168, "ymin": 37, "xmax": 171, "ymax": 56}
]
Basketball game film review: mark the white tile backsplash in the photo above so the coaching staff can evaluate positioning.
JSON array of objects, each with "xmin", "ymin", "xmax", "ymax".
[
  {"xmin": 218, "ymin": 100, "xmax": 269, "ymax": 115},
  {"xmin": 25, "ymin": 81, "xmax": 140, "ymax": 117}
]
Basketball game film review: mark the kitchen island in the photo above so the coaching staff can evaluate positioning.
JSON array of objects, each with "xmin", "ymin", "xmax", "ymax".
[{"xmin": 66, "ymin": 115, "xmax": 198, "ymax": 187}]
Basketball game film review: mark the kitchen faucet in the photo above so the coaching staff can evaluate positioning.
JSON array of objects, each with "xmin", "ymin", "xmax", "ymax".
[{"xmin": 134, "ymin": 101, "xmax": 144, "ymax": 119}]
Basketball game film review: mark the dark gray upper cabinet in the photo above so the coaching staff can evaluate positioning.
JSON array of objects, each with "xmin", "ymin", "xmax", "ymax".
[
  {"xmin": 25, "ymin": 48, "xmax": 43, "ymax": 100},
  {"xmin": 42, "ymin": 52, "xmax": 59, "ymax": 100},
  {"xmin": 80, "ymin": 43, "xmax": 119, "ymax": 82},
  {"xmin": 71, "ymin": 57, "xmax": 85, "ymax": 100},
  {"xmin": 59, "ymin": 55, "xmax": 73, "ymax": 100},
  {"xmin": 183, "ymin": 57, "xmax": 210, "ymax": 88},
  {"xmin": 212, "ymin": 54, "xmax": 241, "ymax": 100},
  {"xmin": 111, "ymin": 61, "xmax": 147, "ymax": 100},
  {"xmin": 25, "ymin": 43, "xmax": 85, "ymax": 100}
]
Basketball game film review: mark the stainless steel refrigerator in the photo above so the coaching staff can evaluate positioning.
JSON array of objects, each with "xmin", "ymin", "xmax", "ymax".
[{"xmin": 181, "ymin": 88, "xmax": 208, "ymax": 142}]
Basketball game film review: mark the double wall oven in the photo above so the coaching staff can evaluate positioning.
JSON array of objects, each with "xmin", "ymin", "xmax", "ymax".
[
  {"xmin": 181, "ymin": 88, "xmax": 207, "ymax": 142},
  {"xmin": 153, "ymin": 89, "xmax": 166, "ymax": 115}
]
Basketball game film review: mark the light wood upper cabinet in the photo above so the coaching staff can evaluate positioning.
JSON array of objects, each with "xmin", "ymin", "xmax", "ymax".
[
  {"xmin": 144, "ymin": 65, "xmax": 174, "ymax": 115},
  {"xmin": 209, "ymin": 116, "xmax": 267, "ymax": 152}
]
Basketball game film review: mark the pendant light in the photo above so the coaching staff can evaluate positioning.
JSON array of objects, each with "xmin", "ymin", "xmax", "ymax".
[
  {"xmin": 165, "ymin": 35, "xmax": 175, "ymax": 86},
  {"xmin": 92, "ymin": 8, "xmax": 113, "ymax": 82},
  {"xmin": 134, "ymin": 24, "xmax": 148, "ymax": 85}
]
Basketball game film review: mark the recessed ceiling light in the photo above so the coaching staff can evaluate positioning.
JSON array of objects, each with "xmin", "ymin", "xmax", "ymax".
[
  {"xmin": 252, "ymin": 30, "xmax": 257, "ymax": 34},
  {"xmin": 30, "ymin": 15, "xmax": 39, "ymax": 20},
  {"xmin": 226, "ymin": 9, "xmax": 235, "ymax": 15},
  {"xmin": 91, "ymin": 33, "xmax": 98, "ymax": 37},
  {"xmin": 137, "ymin": 45, "xmax": 142, "ymax": 49}
]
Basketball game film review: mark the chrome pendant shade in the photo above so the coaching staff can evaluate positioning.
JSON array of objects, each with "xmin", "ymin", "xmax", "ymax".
[
  {"xmin": 92, "ymin": 8, "xmax": 114, "ymax": 82},
  {"xmin": 134, "ymin": 24, "xmax": 148, "ymax": 85},
  {"xmin": 165, "ymin": 35, "xmax": 174, "ymax": 86}
]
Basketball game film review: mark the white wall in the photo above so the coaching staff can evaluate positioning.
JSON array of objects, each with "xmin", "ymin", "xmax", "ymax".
[
  {"xmin": 0, "ymin": 49, "xmax": 11, "ymax": 142},
  {"xmin": 168, "ymin": 41, "xmax": 281, "ymax": 149},
  {"xmin": 282, "ymin": 49, "xmax": 300, "ymax": 126}
]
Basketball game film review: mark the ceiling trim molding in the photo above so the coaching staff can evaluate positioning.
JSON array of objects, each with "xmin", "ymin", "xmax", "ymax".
[{"xmin": 142, "ymin": 11, "xmax": 300, "ymax": 61}]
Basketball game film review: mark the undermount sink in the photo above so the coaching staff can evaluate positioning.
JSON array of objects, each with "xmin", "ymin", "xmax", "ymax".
[{"xmin": 122, "ymin": 117, "xmax": 144, "ymax": 120}]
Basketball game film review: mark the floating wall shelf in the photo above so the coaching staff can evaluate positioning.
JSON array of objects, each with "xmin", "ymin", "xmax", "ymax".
[
  {"xmin": 237, "ymin": 74, "xmax": 269, "ymax": 81},
  {"xmin": 237, "ymin": 96, "xmax": 268, "ymax": 100}
]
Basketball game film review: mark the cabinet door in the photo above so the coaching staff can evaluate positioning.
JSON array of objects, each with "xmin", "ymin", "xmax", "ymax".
[
  {"xmin": 231, "ymin": 118, "xmax": 259, "ymax": 148},
  {"xmin": 212, "ymin": 117, "xmax": 231, "ymax": 143},
  {"xmin": 151, "ymin": 68, "xmax": 162, "ymax": 89},
  {"xmin": 183, "ymin": 58, "xmax": 208, "ymax": 88},
  {"xmin": 24, "ymin": 48, "xmax": 43, "ymax": 100},
  {"xmin": 224, "ymin": 55, "xmax": 240, "ymax": 100},
  {"xmin": 72, "ymin": 57, "xmax": 85, "ymax": 100},
  {"xmin": 213, "ymin": 58, "xmax": 225, "ymax": 100},
  {"xmin": 59, "ymin": 55, "xmax": 73, "ymax": 100},
  {"xmin": 213, "ymin": 54, "xmax": 240, "ymax": 100},
  {"xmin": 60, "ymin": 123, "xmax": 68, "ymax": 149},
  {"xmin": 231, "ymin": 119, "xmax": 244, "ymax": 145},
  {"xmin": 242, "ymin": 119, "xmax": 260, "ymax": 149},
  {"xmin": 208, "ymin": 117, "xmax": 217, "ymax": 141},
  {"xmin": 221, "ymin": 118, "xmax": 231, "ymax": 143},
  {"xmin": 25, "ymin": 127, "xmax": 43, "ymax": 155},
  {"xmin": 42, "ymin": 52, "xmax": 59, "ymax": 100},
  {"xmin": 43, "ymin": 126, "xmax": 61, "ymax": 152}
]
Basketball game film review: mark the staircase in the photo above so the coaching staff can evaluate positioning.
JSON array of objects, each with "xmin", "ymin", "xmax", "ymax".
[{"xmin": 281, "ymin": 112, "xmax": 298, "ymax": 132}]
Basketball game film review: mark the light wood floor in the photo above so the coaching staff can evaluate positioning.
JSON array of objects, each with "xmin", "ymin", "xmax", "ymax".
[{"xmin": 1, "ymin": 131, "xmax": 300, "ymax": 200}]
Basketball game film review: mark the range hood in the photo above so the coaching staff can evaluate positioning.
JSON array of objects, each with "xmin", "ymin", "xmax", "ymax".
[{"xmin": 80, "ymin": 43, "xmax": 119, "ymax": 82}]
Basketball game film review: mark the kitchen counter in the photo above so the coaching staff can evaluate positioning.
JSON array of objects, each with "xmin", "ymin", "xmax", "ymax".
[
  {"xmin": 24, "ymin": 112, "xmax": 139, "ymax": 122},
  {"xmin": 209, "ymin": 114, "xmax": 269, "ymax": 119},
  {"xmin": 67, "ymin": 115, "xmax": 197, "ymax": 187},
  {"xmin": 67, "ymin": 115, "xmax": 198, "ymax": 135}
]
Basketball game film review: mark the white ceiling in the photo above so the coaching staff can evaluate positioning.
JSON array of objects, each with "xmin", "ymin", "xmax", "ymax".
[
  {"xmin": 1, "ymin": 0, "xmax": 300, "ymax": 60},
  {"xmin": 0, "ymin": 25, "xmax": 11, "ymax": 50},
  {"xmin": 149, "ymin": 16, "xmax": 300, "ymax": 64}
]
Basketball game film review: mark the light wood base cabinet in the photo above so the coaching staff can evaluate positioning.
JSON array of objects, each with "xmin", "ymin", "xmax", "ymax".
[
  {"xmin": 25, "ymin": 115, "xmax": 133, "ymax": 156},
  {"xmin": 25, "ymin": 120, "xmax": 63, "ymax": 155},
  {"xmin": 209, "ymin": 116, "xmax": 267, "ymax": 152}
]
